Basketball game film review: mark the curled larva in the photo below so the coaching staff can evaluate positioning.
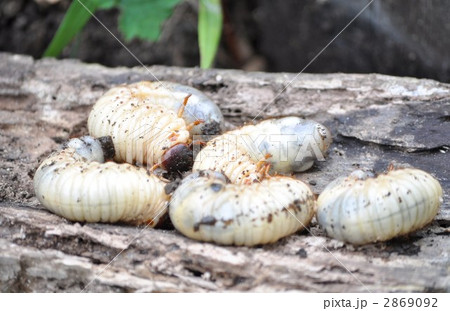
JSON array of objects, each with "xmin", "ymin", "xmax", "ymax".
[
  {"xmin": 34, "ymin": 136, "xmax": 169, "ymax": 226},
  {"xmin": 169, "ymin": 170, "xmax": 316, "ymax": 246},
  {"xmin": 316, "ymin": 167, "xmax": 443, "ymax": 245},
  {"xmin": 88, "ymin": 81, "xmax": 223, "ymax": 173},
  {"xmin": 193, "ymin": 117, "xmax": 332, "ymax": 184}
]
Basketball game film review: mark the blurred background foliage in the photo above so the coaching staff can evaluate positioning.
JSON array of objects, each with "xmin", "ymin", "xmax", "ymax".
[{"xmin": 0, "ymin": 0, "xmax": 449, "ymax": 82}]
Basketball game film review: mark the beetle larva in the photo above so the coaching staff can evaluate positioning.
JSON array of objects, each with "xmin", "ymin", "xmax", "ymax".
[
  {"xmin": 34, "ymin": 136, "xmax": 169, "ymax": 226},
  {"xmin": 88, "ymin": 81, "xmax": 224, "ymax": 173},
  {"xmin": 169, "ymin": 170, "xmax": 316, "ymax": 246},
  {"xmin": 192, "ymin": 117, "xmax": 332, "ymax": 184},
  {"xmin": 316, "ymin": 167, "xmax": 443, "ymax": 245}
]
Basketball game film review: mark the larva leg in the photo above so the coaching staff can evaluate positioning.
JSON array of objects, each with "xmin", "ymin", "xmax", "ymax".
[
  {"xmin": 193, "ymin": 117, "xmax": 332, "ymax": 184},
  {"xmin": 186, "ymin": 119, "xmax": 205, "ymax": 131},
  {"xmin": 177, "ymin": 94, "xmax": 192, "ymax": 118}
]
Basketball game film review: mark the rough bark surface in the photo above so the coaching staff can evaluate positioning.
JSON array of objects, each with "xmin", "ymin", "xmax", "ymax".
[{"xmin": 0, "ymin": 53, "xmax": 449, "ymax": 292}]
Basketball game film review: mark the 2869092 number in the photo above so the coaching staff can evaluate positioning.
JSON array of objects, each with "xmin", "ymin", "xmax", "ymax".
[{"xmin": 383, "ymin": 298, "xmax": 437, "ymax": 308}]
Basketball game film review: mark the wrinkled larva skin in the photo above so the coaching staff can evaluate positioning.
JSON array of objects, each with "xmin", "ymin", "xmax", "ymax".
[
  {"xmin": 88, "ymin": 81, "xmax": 223, "ymax": 169},
  {"xmin": 169, "ymin": 171, "xmax": 316, "ymax": 246},
  {"xmin": 193, "ymin": 117, "xmax": 332, "ymax": 184},
  {"xmin": 34, "ymin": 136, "xmax": 169, "ymax": 226},
  {"xmin": 148, "ymin": 81, "xmax": 224, "ymax": 136},
  {"xmin": 316, "ymin": 168, "xmax": 443, "ymax": 245},
  {"xmin": 88, "ymin": 83, "xmax": 189, "ymax": 167}
]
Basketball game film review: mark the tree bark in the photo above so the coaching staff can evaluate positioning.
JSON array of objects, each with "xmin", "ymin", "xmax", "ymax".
[{"xmin": 0, "ymin": 53, "xmax": 449, "ymax": 292}]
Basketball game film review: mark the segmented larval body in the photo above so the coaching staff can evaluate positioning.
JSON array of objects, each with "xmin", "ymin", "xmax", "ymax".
[
  {"xmin": 316, "ymin": 168, "xmax": 443, "ymax": 245},
  {"xmin": 193, "ymin": 117, "xmax": 332, "ymax": 184},
  {"xmin": 132, "ymin": 81, "xmax": 224, "ymax": 136},
  {"xmin": 88, "ymin": 81, "xmax": 223, "ymax": 170},
  {"xmin": 34, "ymin": 136, "xmax": 169, "ymax": 226},
  {"xmin": 169, "ymin": 171, "xmax": 316, "ymax": 246}
]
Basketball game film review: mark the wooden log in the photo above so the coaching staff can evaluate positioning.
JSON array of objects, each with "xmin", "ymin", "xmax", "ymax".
[{"xmin": 0, "ymin": 53, "xmax": 449, "ymax": 292}]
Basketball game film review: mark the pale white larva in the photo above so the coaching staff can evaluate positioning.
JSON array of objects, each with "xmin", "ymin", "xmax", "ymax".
[
  {"xmin": 316, "ymin": 167, "xmax": 443, "ymax": 245},
  {"xmin": 169, "ymin": 170, "xmax": 316, "ymax": 246},
  {"xmin": 193, "ymin": 117, "xmax": 332, "ymax": 184},
  {"xmin": 34, "ymin": 136, "xmax": 169, "ymax": 226},
  {"xmin": 88, "ymin": 81, "xmax": 223, "ymax": 173}
]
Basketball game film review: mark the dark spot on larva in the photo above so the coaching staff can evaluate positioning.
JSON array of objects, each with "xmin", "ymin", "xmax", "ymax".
[
  {"xmin": 162, "ymin": 146, "xmax": 168, "ymax": 150},
  {"xmin": 308, "ymin": 180, "xmax": 317, "ymax": 186},
  {"xmin": 407, "ymin": 189, "xmax": 412, "ymax": 194},
  {"xmin": 210, "ymin": 183, "xmax": 223, "ymax": 192},
  {"xmin": 398, "ymin": 197, "xmax": 403, "ymax": 203},
  {"xmin": 267, "ymin": 213, "xmax": 273, "ymax": 223},
  {"xmin": 288, "ymin": 199, "xmax": 303, "ymax": 212},
  {"xmin": 193, "ymin": 216, "xmax": 217, "ymax": 232},
  {"xmin": 342, "ymin": 225, "xmax": 346, "ymax": 230},
  {"xmin": 41, "ymin": 160, "xmax": 56, "ymax": 170},
  {"xmin": 223, "ymin": 219, "xmax": 233, "ymax": 227},
  {"xmin": 296, "ymin": 248, "xmax": 307, "ymax": 258},
  {"xmin": 384, "ymin": 191, "xmax": 391, "ymax": 197},
  {"xmin": 77, "ymin": 198, "xmax": 81, "ymax": 203},
  {"xmin": 41, "ymin": 195, "xmax": 45, "ymax": 199}
]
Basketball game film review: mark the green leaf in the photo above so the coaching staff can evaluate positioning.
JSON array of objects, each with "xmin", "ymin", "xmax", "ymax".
[
  {"xmin": 97, "ymin": 0, "xmax": 117, "ymax": 9},
  {"xmin": 43, "ymin": 0, "xmax": 118, "ymax": 57},
  {"xmin": 118, "ymin": 0, "xmax": 181, "ymax": 41},
  {"xmin": 198, "ymin": 0, "xmax": 223, "ymax": 68}
]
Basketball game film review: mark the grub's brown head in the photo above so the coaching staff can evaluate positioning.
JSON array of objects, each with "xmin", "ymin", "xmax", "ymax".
[{"xmin": 161, "ymin": 143, "xmax": 193, "ymax": 174}]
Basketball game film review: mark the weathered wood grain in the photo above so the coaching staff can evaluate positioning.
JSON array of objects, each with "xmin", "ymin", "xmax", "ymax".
[{"xmin": 0, "ymin": 53, "xmax": 449, "ymax": 292}]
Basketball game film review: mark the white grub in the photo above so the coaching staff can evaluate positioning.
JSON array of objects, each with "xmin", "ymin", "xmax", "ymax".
[
  {"xmin": 169, "ymin": 171, "xmax": 316, "ymax": 246},
  {"xmin": 193, "ymin": 117, "xmax": 332, "ymax": 184},
  {"xmin": 316, "ymin": 167, "xmax": 443, "ymax": 245},
  {"xmin": 34, "ymin": 136, "xmax": 169, "ymax": 226},
  {"xmin": 88, "ymin": 81, "xmax": 223, "ymax": 167}
]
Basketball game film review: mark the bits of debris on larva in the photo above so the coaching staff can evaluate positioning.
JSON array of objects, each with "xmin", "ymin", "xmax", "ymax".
[
  {"xmin": 33, "ymin": 136, "xmax": 169, "ymax": 226},
  {"xmin": 316, "ymin": 167, "xmax": 443, "ymax": 245},
  {"xmin": 169, "ymin": 170, "xmax": 316, "ymax": 246},
  {"xmin": 87, "ymin": 81, "xmax": 223, "ymax": 173},
  {"xmin": 193, "ymin": 116, "xmax": 332, "ymax": 184}
]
